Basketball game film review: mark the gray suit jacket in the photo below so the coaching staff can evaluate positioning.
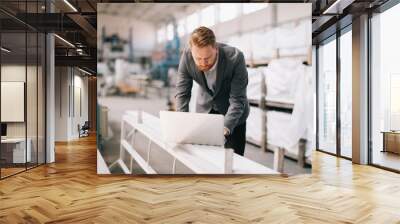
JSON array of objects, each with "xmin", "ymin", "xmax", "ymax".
[{"xmin": 175, "ymin": 43, "xmax": 250, "ymax": 134}]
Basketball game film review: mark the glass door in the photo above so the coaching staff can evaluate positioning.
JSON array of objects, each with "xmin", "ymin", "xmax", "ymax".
[
  {"xmin": 1, "ymin": 30, "xmax": 28, "ymax": 178},
  {"xmin": 0, "ymin": 0, "xmax": 47, "ymax": 179},
  {"xmin": 317, "ymin": 36, "xmax": 337, "ymax": 155},
  {"xmin": 370, "ymin": 2, "xmax": 400, "ymax": 172},
  {"xmin": 339, "ymin": 27, "xmax": 352, "ymax": 159}
]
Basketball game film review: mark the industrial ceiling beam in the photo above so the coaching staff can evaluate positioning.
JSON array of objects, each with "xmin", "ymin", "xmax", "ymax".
[
  {"xmin": 67, "ymin": 13, "xmax": 97, "ymax": 38},
  {"xmin": 9, "ymin": 13, "xmax": 82, "ymax": 32},
  {"xmin": 55, "ymin": 55, "xmax": 96, "ymax": 71}
]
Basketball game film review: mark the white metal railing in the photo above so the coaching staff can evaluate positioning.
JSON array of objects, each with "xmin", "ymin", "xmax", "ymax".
[{"xmin": 109, "ymin": 110, "xmax": 278, "ymax": 175}]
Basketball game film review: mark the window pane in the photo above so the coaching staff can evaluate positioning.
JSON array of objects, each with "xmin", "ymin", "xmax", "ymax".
[
  {"xmin": 1, "ymin": 31, "xmax": 28, "ymax": 177},
  {"xmin": 157, "ymin": 27, "xmax": 165, "ymax": 43},
  {"xmin": 391, "ymin": 75, "xmax": 400, "ymax": 129},
  {"xmin": 340, "ymin": 30, "xmax": 352, "ymax": 158},
  {"xmin": 318, "ymin": 38, "xmax": 337, "ymax": 154},
  {"xmin": 219, "ymin": 4, "xmax": 239, "ymax": 23},
  {"xmin": 371, "ymin": 3, "xmax": 400, "ymax": 171},
  {"xmin": 186, "ymin": 12, "xmax": 199, "ymax": 33},
  {"xmin": 243, "ymin": 3, "xmax": 269, "ymax": 14},
  {"xmin": 166, "ymin": 23, "xmax": 173, "ymax": 41},
  {"xmin": 200, "ymin": 5, "xmax": 215, "ymax": 27},
  {"xmin": 38, "ymin": 32, "xmax": 45, "ymax": 165},
  {"xmin": 177, "ymin": 18, "xmax": 186, "ymax": 37},
  {"xmin": 27, "ymin": 31, "xmax": 38, "ymax": 169}
]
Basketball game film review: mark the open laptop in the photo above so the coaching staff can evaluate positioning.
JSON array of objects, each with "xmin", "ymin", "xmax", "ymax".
[{"xmin": 160, "ymin": 111, "xmax": 224, "ymax": 146}]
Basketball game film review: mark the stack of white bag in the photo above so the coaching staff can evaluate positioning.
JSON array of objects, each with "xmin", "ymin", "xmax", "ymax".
[
  {"xmin": 247, "ymin": 58, "xmax": 301, "ymax": 103},
  {"xmin": 246, "ymin": 58, "xmax": 314, "ymax": 161},
  {"xmin": 187, "ymin": 58, "xmax": 314, "ymax": 161}
]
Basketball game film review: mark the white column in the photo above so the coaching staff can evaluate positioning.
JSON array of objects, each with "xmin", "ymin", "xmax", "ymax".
[
  {"xmin": 46, "ymin": 32, "xmax": 55, "ymax": 163},
  {"xmin": 45, "ymin": 0, "xmax": 56, "ymax": 163},
  {"xmin": 352, "ymin": 14, "xmax": 369, "ymax": 164}
]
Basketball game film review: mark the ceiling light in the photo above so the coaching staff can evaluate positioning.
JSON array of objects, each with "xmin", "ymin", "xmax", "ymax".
[
  {"xmin": 63, "ymin": 0, "xmax": 78, "ymax": 12},
  {"xmin": 1, "ymin": 47, "xmax": 11, "ymax": 53},
  {"xmin": 78, "ymin": 67, "xmax": 92, "ymax": 76},
  {"xmin": 322, "ymin": 0, "xmax": 354, "ymax": 14},
  {"xmin": 323, "ymin": 0, "xmax": 341, "ymax": 14},
  {"xmin": 54, "ymin": 34, "xmax": 75, "ymax": 48}
]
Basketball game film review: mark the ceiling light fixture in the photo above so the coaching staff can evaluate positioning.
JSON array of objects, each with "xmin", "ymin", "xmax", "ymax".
[
  {"xmin": 322, "ymin": 0, "xmax": 354, "ymax": 15},
  {"xmin": 54, "ymin": 34, "xmax": 75, "ymax": 48},
  {"xmin": 78, "ymin": 67, "xmax": 92, "ymax": 76},
  {"xmin": 1, "ymin": 47, "xmax": 11, "ymax": 53},
  {"xmin": 323, "ymin": 0, "xmax": 342, "ymax": 14},
  {"xmin": 63, "ymin": 0, "xmax": 78, "ymax": 12}
]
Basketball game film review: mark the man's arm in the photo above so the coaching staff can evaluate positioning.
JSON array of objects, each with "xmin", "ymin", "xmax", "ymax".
[
  {"xmin": 175, "ymin": 52, "xmax": 193, "ymax": 112},
  {"xmin": 224, "ymin": 52, "xmax": 248, "ymax": 134}
]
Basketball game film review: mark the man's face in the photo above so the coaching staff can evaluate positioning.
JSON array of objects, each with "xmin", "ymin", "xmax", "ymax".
[{"xmin": 191, "ymin": 45, "xmax": 217, "ymax": 72}]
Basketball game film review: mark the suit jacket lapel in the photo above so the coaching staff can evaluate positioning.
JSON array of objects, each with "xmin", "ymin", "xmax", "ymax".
[{"xmin": 213, "ymin": 47, "xmax": 225, "ymax": 98}]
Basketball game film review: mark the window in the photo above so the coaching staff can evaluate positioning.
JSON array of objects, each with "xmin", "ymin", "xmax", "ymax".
[
  {"xmin": 166, "ymin": 23, "xmax": 173, "ymax": 41},
  {"xmin": 318, "ymin": 37, "xmax": 337, "ymax": 154},
  {"xmin": 339, "ymin": 29, "xmax": 352, "ymax": 158},
  {"xmin": 0, "ymin": 1, "xmax": 46, "ymax": 179},
  {"xmin": 243, "ymin": 3, "xmax": 269, "ymax": 14},
  {"xmin": 177, "ymin": 18, "xmax": 186, "ymax": 37},
  {"xmin": 219, "ymin": 3, "xmax": 239, "ymax": 23},
  {"xmin": 200, "ymin": 5, "xmax": 215, "ymax": 27},
  {"xmin": 186, "ymin": 12, "xmax": 199, "ymax": 34},
  {"xmin": 157, "ymin": 27, "xmax": 166, "ymax": 43},
  {"xmin": 390, "ymin": 74, "xmax": 400, "ymax": 130},
  {"xmin": 370, "ymin": 3, "xmax": 400, "ymax": 171}
]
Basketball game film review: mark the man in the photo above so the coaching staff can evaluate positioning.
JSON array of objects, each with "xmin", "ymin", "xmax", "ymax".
[{"xmin": 175, "ymin": 26, "xmax": 250, "ymax": 156}]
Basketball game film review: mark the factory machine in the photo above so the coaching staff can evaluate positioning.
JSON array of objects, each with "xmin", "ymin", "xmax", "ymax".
[
  {"xmin": 98, "ymin": 20, "xmax": 180, "ymax": 101},
  {"xmin": 150, "ymin": 20, "xmax": 181, "ymax": 87}
]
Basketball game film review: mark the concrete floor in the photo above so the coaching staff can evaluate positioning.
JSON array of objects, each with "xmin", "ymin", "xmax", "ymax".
[{"xmin": 98, "ymin": 89, "xmax": 311, "ymax": 175}]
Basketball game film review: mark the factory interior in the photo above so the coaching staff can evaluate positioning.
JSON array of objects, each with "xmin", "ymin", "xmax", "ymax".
[
  {"xmin": 97, "ymin": 3, "xmax": 313, "ymax": 175},
  {"xmin": 0, "ymin": 0, "xmax": 400, "ymax": 223}
]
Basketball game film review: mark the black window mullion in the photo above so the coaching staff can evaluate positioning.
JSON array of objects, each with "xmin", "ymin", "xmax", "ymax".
[
  {"xmin": 316, "ymin": 45, "xmax": 319, "ymax": 151},
  {"xmin": 367, "ymin": 11, "xmax": 373, "ymax": 165},
  {"xmin": 43, "ymin": 0, "xmax": 47, "ymax": 164},
  {"xmin": 36, "ymin": 0, "xmax": 39, "ymax": 167},
  {"xmin": 336, "ymin": 28, "xmax": 341, "ymax": 157},
  {"xmin": 25, "ymin": 0, "xmax": 28, "ymax": 171}
]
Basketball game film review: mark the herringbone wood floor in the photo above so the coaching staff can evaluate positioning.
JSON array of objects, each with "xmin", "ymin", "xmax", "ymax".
[{"xmin": 0, "ymin": 135, "xmax": 399, "ymax": 223}]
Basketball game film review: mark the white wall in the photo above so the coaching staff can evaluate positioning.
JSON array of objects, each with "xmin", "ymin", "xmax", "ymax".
[
  {"xmin": 1, "ymin": 65, "xmax": 36, "ymax": 137},
  {"xmin": 71, "ymin": 74, "xmax": 89, "ymax": 138},
  {"xmin": 55, "ymin": 67, "xmax": 70, "ymax": 141},
  {"xmin": 1, "ymin": 64, "xmax": 46, "ymax": 164},
  {"xmin": 55, "ymin": 67, "xmax": 89, "ymax": 141},
  {"xmin": 97, "ymin": 14, "xmax": 157, "ymax": 57}
]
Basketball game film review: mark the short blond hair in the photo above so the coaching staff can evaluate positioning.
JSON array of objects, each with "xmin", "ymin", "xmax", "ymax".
[{"xmin": 189, "ymin": 26, "xmax": 216, "ymax": 48}]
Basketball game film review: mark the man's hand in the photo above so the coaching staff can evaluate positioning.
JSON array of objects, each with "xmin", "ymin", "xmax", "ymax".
[{"xmin": 224, "ymin": 127, "xmax": 230, "ymax": 136}]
